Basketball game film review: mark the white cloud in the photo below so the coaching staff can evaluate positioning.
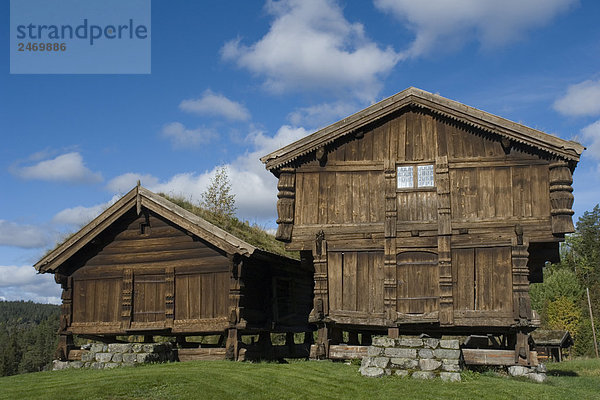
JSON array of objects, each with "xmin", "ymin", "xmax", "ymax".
[
  {"xmin": 374, "ymin": 0, "xmax": 577, "ymax": 57},
  {"xmin": 52, "ymin": 195, "xmax": 120, "ymax": 227},
  {"xmin": 0, "ymin": 265, "xmax": 61, "ymax": 304},
  {"xmin": 161, "ymin": 122, "xmax": 218, "ymax": 149},
  {"xmin": 12, "ymin": 152, "xmax": 103, "ymax": 184},
  {"xmin": 221, "ymin": 0, "xmax": 400, "ymax": 101},
  {"xmin": 179, "ymin": 90, "xmax": 251, "ymax": 121},
  {"xmin": 106, "ymin": 173, "xmax": 160, "ymax": 193},
  {"xmin": 112, "ymin": 125, "xmax": 308, "ymax": 222},
  {"xmin": 288, "ymin": 101, "xmax": 359, "ymax": 128},
  {"xmin": 580, "ymin": 120, "xmax": 600, "ymax": 161},
  {"xmin": 0, "ymin": 220, "xmax": 51, "ymax": 248},
  {"xmin": 554, "ymin": 80, "xmax": 600, "ymax": 117}
]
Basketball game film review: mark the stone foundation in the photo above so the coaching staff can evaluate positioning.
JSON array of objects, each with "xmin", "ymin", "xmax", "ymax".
[
  {"xmin": 360, "ymin": 336, "xmax": 463, "ymax": 381},
  {"xmin": 507, "ymin": 364, "xmax": 547, "ymax": 382},
  {"xmin": 52, "ymin": 342, "xmax": 176, "ymax": 371}
]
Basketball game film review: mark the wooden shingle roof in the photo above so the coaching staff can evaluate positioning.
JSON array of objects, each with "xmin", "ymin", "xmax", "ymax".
[{"xmin": 261, "ymin": 87, "xmax": 584, "ymax": 171}]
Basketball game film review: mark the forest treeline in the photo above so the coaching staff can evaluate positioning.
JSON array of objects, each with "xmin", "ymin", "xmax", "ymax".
[
  {"xmin": 531, "ymin": 204, "xmax": 600, "ymax": 356},
  {"xmin": 0, "ymin": 300, "xmax": 59, "ymax": 376}
]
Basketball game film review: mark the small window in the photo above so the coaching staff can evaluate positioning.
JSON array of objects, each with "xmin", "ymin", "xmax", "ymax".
[
  {"xmin": 397, "ymin": 166, "xmax": 413, "ymax": 188},
  {"xmin": 397, "ymin": 164, "xmax": 435, "ymax": 189}
]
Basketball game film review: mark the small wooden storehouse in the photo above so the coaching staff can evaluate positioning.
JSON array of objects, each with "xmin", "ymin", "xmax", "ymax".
[
  {"xmin": 261, "ymin": 87, "xmax": 584, "ymax": 363},
  {"xmin": 35, "ymin": 185, "xmax": 313, "ymax": 361},
  {"xmin": 531, "ymin": 330, "xmax": 574, "ymax": 362}
]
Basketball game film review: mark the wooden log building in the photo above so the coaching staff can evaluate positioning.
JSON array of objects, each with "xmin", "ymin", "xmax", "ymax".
[
  {"xmin": 261, "ymin": 87, "xmax": 584, "ymax": 363},
  {"xmin": 531, "ymin": 329, "xmax": 574, "ymax": 362},
  {"xmin": 35, "ymin": 185, "xmax": 313, "ymax": 361}
]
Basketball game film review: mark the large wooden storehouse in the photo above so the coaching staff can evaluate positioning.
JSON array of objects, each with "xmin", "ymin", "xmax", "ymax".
[
  {"xmin": 261, "ymin": 87, "xmax": 584, "ymax": 363},
  {"xmin": 35, "ymin": 185, "xmax": 313, "ymax": 361}
]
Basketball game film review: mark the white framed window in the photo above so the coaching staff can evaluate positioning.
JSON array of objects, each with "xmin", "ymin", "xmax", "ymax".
[
  {"xmin": 397, "ymin": 166, "xmax": 413, "ymax": 188},
  {"xmin": 397, "ymin": 164, "xmax": 435, "ymax": 189}
]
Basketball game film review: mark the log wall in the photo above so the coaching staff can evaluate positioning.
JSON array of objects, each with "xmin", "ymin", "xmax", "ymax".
[{"xmin": 282, "ymin": 108, "xmax": 569, "ymax": 332}]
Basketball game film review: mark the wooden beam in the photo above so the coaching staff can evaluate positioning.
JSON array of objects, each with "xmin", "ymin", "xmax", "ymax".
[
  {"xmin": 328, "ymin": 345, "xmax": 369, "ymax": 360},
  {"xmin": 462, "ymin": 349, "xmax": 538, "ymax": 366}
]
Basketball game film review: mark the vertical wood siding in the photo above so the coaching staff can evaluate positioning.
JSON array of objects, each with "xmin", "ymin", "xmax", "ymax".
[{"xmin": 327, "ymin": 251, "xmax": 384, "ymax": 313}]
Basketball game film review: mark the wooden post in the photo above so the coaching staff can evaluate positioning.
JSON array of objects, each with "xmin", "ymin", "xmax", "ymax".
[
  {"xmin": 361, "ymin": 333, "xmax": 372, "ymax": 346},
  {"xmin": 227, "ymin": 255, "xmax": 243, "ymax": 360},
  {"xmin": 121, "ymin": 268, "xmax": 133, "ymax": 330},
  {"xmin": 587, "ymin": 287, "xmax": 599, "ymax": 358},
  {"xmin": 55, "ymin": 273, "xmax": 75, "ymax": 361},
  {"xmin": 514, "ymin": 330, "xmax": 531, "ymax": 365},
  {"xmin": 165, "ymin": 267, "xmax": 174, "ymax": 328},
  {"xmin": 55, "ymin": 334, "xmax": 75, "ymax": 361},
  {"xmin": 511, "ymin": 228, "xmax": 531, "ymax": 322},
  {"xmin": 436, "ymin": 156, "xmax": 453, "ymax": 325},
  {"xmin": 312, "ymin": 231, "xmax": 328, "ymax": 316},
  {"xmin": 316, "ymin": 325, "xmax": 329, "ymax": 359},
  {"xmin": 549, "ymin": 160, "xmax": 575, "ymax": 234},
  {"xmin": 285, "ymin": 332, "xmax": 295, "ymax": 357},
  {"xmin": 225, "ymin": 328, "xmax": 239, "ymax": 360},
  {"xmin": 303, "ymin": 331, "xmax": 314, "ymax": 345},
  {"xmin": 383, "ymin": 160, "xmax": 397, "ymax": 323},
  {"xmin": 275, "ymin": 168, "xmax": 296, "ymax": 242}
]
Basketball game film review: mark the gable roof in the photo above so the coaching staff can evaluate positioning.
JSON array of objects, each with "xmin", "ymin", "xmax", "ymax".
[
  {"xmin": 35, "ymin": 185, "xmax": 284, "ymax": 273},
  {"xmin": 531, "ymin": 329, "xmax": 574, "ymax": 347},
  {"xmin": 261, "ymin": 87, "xmax": 585, "ymax": 171}
]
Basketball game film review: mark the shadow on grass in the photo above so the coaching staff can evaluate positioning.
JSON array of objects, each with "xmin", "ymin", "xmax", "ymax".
[{"xmin": 547, "ymin": 370, "xmax": 579, "ymax": 377}]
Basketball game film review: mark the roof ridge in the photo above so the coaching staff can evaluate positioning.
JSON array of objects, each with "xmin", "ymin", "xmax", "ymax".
[
  {"xmin": 261, "ymin": 87, "xmax": 584, "ymax": 171},
  {"xmin": 35, "ymin": 186, "xmax": 290, "ymax": 273}
]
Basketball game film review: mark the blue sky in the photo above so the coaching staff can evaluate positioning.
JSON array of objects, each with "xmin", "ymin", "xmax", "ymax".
[{"xmin": 1, "ymin": 0, "xmax": 599, "ymax": 303}]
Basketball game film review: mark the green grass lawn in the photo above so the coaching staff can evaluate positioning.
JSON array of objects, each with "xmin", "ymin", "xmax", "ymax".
[{"xmin": 1, "ymin": 358, "xmax": 599, "ymax": 400}]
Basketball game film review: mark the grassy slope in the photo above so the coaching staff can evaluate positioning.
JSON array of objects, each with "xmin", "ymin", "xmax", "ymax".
[{"xmin": 1, "ymin": 359, "xmax": 598, "ymax": 400}]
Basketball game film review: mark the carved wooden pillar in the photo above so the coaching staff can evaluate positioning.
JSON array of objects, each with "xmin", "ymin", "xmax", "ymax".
[
  {"xmin": 226, "ymin": 255, "xmax": 243, "ymax": 360},
  {"xmin": 436, "ymin": 156, "xmax": 453, "ymax": 325},
  {"xmin": 121, "ymin": 268, "xmax": 133, "ymax": 330},
  {"xmin": 511, "ymin": 224, "xmax": 533, "ymax": 366},
  {"xmin": 312, "ymin": 231, "xmax": 328, "ymax": 316},
  {"xmin": 276, "ymin": 168, "xmax": 296, "ymax": 242},
  {"xmin": 165, "ymin": 267, "xmax": 174, "ymax": 328},
  {"xmin": 383, "ymin": 160, "xmax": 397, "ymax": 322},
  {"xmin": 512, "ymin": 226, "xmax": 532, "ymax": 332},
  {"xmin": 55, "ymin": 273, "xmax": 74, "ymax": 360},
  {"xmin": 549, "ymin": 160, "xmax": 575, "ymax": 234},
  {"xmin": 312, "ymin": 231, "xmax": 329, "ymax": 358}
]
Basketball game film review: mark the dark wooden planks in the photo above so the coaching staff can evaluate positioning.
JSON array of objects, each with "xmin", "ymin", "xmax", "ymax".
[
  {"xmin": 451, "ymin": 247, "xmax": 512, "ymax": 313},
  {"xmin": 452, "ymin": 248, "xmax": 474, "ymax": 311},
  {"xmin": 327, "ymin": 252, "xmax": 343, "ymax": 311},
  {"xmin": 396, "ymin": 251, "xmax": 439, "ymax": 314},
  {"xmin": 174, "ymin": 272, "xmax": 229, "ymax": 320},
  {"xmin": 397, "ymin": 191, "xmax": 437, "ymax": 222},
  {"xmin": 132, "ymin": 274, "xmax": 166, "ymax": 323},
  {"xmin": 72, "ymin": 277, "xmax": 121, "ymax": 323},
  {"xmin": 342, "ymin": 252, "xmax": 357, "ymax": 311}
]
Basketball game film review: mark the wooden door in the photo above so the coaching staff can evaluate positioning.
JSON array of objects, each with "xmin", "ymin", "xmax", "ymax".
[
  {"xmin": 451, "ymin": 247, "xmax": 512, "ymax": 312},
  {"xmin": 132, "ymin": 273, "xmax": 166, "ymax": 323},
  {"xmin": 327, "ymin": 251, "xmax": 384, "ymax": 313},
  {"xmin": 396, "ymin": 251, "xmax": 439, "ymax": 314}
]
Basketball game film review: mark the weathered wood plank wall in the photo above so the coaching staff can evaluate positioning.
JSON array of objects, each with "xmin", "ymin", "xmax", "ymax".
[{"xmin": 288, "ymin": 108, "xmax": 558, "ymax": 332}]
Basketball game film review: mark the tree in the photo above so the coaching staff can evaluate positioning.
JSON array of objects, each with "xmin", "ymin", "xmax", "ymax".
[
  {"xmin": 201, "ymin": 166, "xmax": 236, "ymax": 217},
  {"xmin": 562, "ymin": 204, "xmax": 600, "ymax": 291},
  {"xmin": 546, "ymin": 296, "xmax": 582, "ymax": 335},
  {"xmin": 530, "ymin": 266, "xmax": 583, "ymax": 312},
  {"xmin": 531, "ymin": 204, "xmax": 600, "ymax": 356}
]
